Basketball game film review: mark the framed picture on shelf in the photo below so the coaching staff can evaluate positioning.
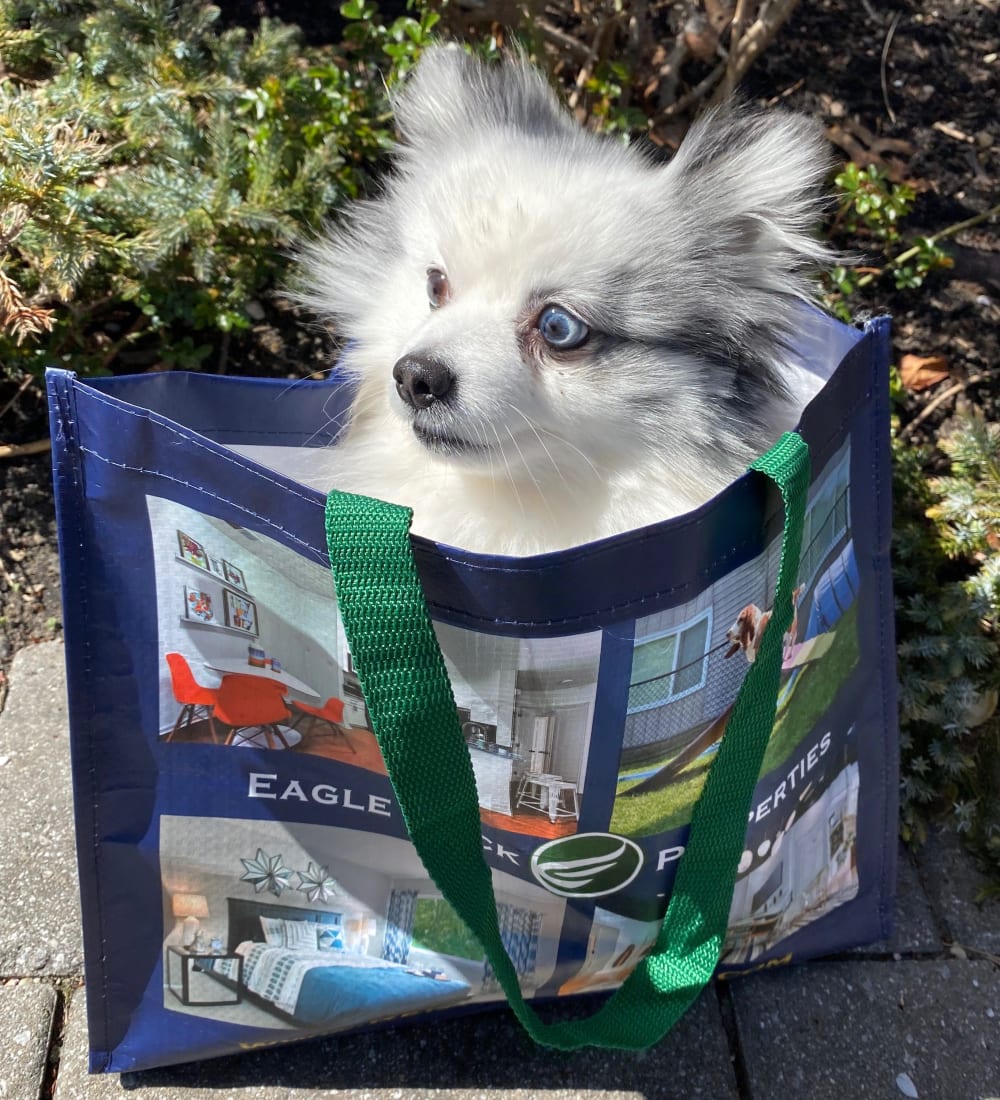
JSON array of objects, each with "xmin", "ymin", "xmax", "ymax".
[
  {"xmin": 222, "ymin": 560, "xmax": 247, "ymax": 591},
  {"xmin": 224, "ymin": 590, "xmax": 258, "ymax": 635},
  {"xmin": 183, "ymin": 587, "xmax": 215, "ymax": 624},
  {"xmin": 209, "ymin": 557, "xmax": 224, "ymax": 576},
  {"xmin": 177, "ymin": 531, "xmax": 209, "ymax": 570}
]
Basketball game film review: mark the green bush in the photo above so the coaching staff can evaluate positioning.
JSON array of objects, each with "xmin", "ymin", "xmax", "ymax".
[
  {"xmin": 0, "ymin": 0, "xmax": 440, "ymax": 376},
  {"xmin": 827, "ymin": 162, "xmax": 1000, "ymax": 877},
  {"xmin": 894, "ymin": 412, "xmax": 1000, "ymax": 877}
]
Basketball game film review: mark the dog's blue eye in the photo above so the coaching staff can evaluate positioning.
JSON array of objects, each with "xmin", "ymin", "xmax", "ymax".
[{"xmin": 537, "ymin": 306, "xmax": 589, "ymax": 350}]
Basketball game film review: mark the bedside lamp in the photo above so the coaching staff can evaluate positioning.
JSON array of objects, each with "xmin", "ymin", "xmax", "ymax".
[{"xmin": 172, "ymin": 893, "xmax": 209, "ymax": 948}]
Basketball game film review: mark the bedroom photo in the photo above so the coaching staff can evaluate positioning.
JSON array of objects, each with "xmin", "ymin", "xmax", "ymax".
[{"xmin": 159, "ymin": 814, "xmax": 567, "ymax": 1034}]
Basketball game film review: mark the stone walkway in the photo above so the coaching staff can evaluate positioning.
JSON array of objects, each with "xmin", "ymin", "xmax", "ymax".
[{"xmin": 1, "ymin": 641, "xmax": 998, "ymax": 1099}]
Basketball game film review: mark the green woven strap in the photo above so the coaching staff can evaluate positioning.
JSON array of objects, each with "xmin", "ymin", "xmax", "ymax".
[{"xmin": 325, "ymin": 432, "xmax": 810, "ymax": 1051}]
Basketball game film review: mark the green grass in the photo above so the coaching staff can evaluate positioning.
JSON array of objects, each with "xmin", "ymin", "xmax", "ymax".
[
  {"xmin": 411, "ymin": 897, "xmax": 485, "ymax": 962},
  {"xmin": 610, "ymin": 602, "xmax": 860, "ymax": 838},
  {"xmin": 610, "ymin": 757, "xmax": 713, "ymax": 837},
  {"xmin": 760, "ymin": 601, "xmax": 860, "ymax": 776}
]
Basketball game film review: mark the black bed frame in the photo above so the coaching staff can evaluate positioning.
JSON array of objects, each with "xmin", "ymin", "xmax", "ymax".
[{"xmin": 194, "ymin": 896, "xmax": 345, "ymax": 1026}]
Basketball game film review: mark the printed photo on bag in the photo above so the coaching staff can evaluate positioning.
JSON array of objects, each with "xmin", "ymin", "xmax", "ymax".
[
  {"xmin": 721, "ymin": 756, "xmax": 859, "ymax": 964},
  {"xmin": 611, "ymin": 440, "xmax": 856, "ymax": 839},
  {"xmin": 159, "ymin": 815, "xmax": 564, "ymax": 1034},
  {"xmin": 433, "ymin": 623, "xmax": 602, "ymax": 839},
  {"xmin": 600, "ymin": 440, "xmax": 861, "ymax": 950},
  {"xmin": 556, "ymin": 907, "xmax": 660, "ymax": 996},
  {"xmin": 149, "ymin": 496, "xmax": 380, "ymax": 760}
]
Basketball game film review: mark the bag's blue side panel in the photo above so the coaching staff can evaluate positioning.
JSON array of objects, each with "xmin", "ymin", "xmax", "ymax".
[
  {"xmin": 858, "ymin": 315, "xmax": 899, "ymax": 943},
  {"xmin": 48, "ymin": 369, "xmax": 161, "ymax": 1072}
]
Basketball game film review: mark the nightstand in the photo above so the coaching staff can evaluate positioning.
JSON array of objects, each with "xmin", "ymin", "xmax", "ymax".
[{"xmin": 166, "ymin": 945, "xmax": 243, "ymax": 1006}]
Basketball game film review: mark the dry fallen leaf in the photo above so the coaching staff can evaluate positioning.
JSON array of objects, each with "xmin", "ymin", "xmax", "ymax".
[{"xmin": 899, "ymin": 353, "xmax": 950, "ymax": 391}]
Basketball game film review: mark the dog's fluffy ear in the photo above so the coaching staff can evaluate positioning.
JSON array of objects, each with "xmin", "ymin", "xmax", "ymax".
[
  {"xmin": 392, "ymin": 46, "xmax": 576, "ymax": 148},
  {"xmin": 662, "ymin": 107, "xmax": 832, "ymax": 285}
]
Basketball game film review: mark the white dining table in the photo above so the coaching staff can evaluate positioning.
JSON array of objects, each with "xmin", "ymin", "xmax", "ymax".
[{"xmin": 202, "ymin": 659, "xmax": 320, "ymax": 698}]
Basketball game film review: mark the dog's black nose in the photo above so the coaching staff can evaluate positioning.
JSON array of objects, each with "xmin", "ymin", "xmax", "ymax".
[{"xmin": 392, "ymin": 354, "xmax": 454, "ymax": 410}]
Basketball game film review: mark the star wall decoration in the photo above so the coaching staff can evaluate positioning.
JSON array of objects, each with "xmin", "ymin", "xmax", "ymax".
[
  {"xmin": 240, "ymin": 849, "xmax": 292, "ymax": 896},
  {"xmin": 296, "ymin": 862, "xmax": 340, "ymax": 904}
]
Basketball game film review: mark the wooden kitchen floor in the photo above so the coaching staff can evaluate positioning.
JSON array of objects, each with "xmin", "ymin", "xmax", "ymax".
[
  {"xmin": 480, "ymin": 808, "xmax": 577, "ymax": 840},
  {"xmin": 161, "ymin": 719, "xmax": 388, "ymax": 775}
]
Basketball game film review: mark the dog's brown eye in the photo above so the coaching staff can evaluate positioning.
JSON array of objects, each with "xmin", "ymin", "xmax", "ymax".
[{"xmin": 426, "ymin": 268, "xmax": 450, "ymax": 309}]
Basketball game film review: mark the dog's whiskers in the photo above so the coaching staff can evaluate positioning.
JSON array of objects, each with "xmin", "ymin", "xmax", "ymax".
[
  {"xmin": 299, "ymin": 397, "xmax": 354, "ymax": 451},
  {"xmin": 505, "ymin": 402, "xmax": 574, "ymax": 494},
  {"xmin": 504, "ymin": 425, "xmax": 558, "ymax": 526},
  {"xmin": 531, "ymin": 423, "xmax": 603, "ymax": 480},
  {"xmin": 490, "ymin": 423, "xmax": 526, "ymax": 521},
  {"xmin": 271, "ymin": 365, "xmax": 341, "ymax": 402},
  {"xmin": 473, "ymin": 420, "xmax": 500, "ymax": 502}
]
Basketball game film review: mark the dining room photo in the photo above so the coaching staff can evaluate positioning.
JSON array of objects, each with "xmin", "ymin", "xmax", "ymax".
[{"xmin": 147, "ymin": 495, "xmax": 379, "ymax": 766}]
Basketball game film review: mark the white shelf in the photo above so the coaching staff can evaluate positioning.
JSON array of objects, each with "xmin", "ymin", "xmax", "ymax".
[{"xmin": 179, "ymin": 617, "xmax": 259, "ymax": 639}]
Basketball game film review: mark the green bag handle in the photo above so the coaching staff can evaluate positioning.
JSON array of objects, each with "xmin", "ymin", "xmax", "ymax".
[{"xmin": 325, "ymin": 431, "xmax": 810, "ymax": 1051}]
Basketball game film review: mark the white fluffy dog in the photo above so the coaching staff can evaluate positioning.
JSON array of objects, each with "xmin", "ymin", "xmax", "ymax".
[{"xmin": 297, "ymin": 47, "xmax": 830, "ymax": 555}]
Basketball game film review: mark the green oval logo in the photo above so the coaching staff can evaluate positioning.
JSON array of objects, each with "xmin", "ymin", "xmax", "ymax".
[{"xmin": 530, "ymin": 833, "xmax": 644, "ymax": 898}]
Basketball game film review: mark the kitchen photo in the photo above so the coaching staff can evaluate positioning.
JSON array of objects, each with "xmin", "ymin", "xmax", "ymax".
[
  {"xmin": 433, "ymin": 624, "xmax": 603, "ymax": 838},
  {"xmin": 148, "ymin": 495, "xmax": 379, "ymax": 767}
]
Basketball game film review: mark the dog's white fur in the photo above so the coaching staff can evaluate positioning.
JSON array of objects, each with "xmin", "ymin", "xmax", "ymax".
[{"xmin": 297, "ymin": 47, "xmax": 831, "ymax": 556}]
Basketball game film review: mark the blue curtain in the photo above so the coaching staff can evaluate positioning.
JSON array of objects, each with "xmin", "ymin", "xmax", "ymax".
[
  {"xmin": 383, "ymin": 889, "xmax": 417, "ymax": 963},
  {"xmin": 482, "ymin": 903, "xmax": 542, "ymax": 991}
]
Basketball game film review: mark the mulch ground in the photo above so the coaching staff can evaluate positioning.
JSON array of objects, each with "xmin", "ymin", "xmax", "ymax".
[{"xmin": 1, "ymin": 0, "xmax": 997, "ymax": 688}]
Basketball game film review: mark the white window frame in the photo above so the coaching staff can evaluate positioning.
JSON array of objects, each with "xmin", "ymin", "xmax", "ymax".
[{"xmin": 627, "ymin": 609, "xmax": 712, "ymax": 714}]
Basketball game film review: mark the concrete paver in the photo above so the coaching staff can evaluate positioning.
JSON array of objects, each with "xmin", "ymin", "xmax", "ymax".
[
  {"xmin": 0, "ymin": 979, "xmax": 58, "ymax": 1100},
  {"xmin": 849, "ymin": 844, "xmax": 942, "ymax": 957},
  {"xmin": 56, "ymin": 986, "xmax": 738, "ymax": 1098},
  {"xmin": 915, "ymin": 827, "xmax": 1000, "ymax": 954},
  {"xmin": 732, "ymin": 957, "xmax": 1000, "ymax": 1100},
  {"xmin": 0, "ymin": 641, "xmax": 83, "ymax": 976}
]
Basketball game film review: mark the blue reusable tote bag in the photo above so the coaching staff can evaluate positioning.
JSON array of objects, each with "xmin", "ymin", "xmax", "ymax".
[{"xmin": 47, "ymin": 308, "xmax": 896, "ymax": 1072}]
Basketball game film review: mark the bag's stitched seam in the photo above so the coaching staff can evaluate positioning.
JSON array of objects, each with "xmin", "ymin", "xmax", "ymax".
[
  {"xmin": 57, "ymin": 381, "xmax": 113, "ymax": 1072},
  {"xmin": 77, "ymin": 448, "xmax": 331, "ymax": 569},
  {"xmin": 426, "ymin": 535, "xmax": 767, "ymax": 626},
  {"xmin": 870, "ymin": 323, "xmax": 897, "ymax": 938},
  {"xmin": 81, "ymin": 390, "xmax": 329, "ymax": 510}
]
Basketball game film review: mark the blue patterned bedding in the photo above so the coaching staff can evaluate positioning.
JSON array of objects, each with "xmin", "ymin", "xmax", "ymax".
[{"xmin": 210, "ymin": 943, "xmax": 470, "ymax": 1026}]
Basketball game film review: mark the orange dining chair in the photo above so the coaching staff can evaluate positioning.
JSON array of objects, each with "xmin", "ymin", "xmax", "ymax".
[
  {"xmin": 165, "ymin": 652, "xmax": 221, "ymax": 743},
  {"xmin": 289, "ymin": 696, "xmax": 356, "ymax": 754},
  {"xmin": 210, "ymin": 674, "xmax": 292, "ymax": 750}
]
